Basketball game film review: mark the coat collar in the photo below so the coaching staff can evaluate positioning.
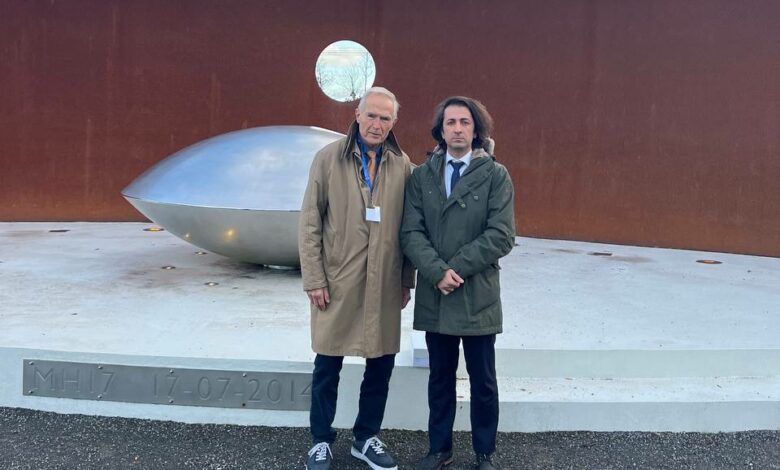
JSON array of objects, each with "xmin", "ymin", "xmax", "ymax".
[
  {"xmin": 425, "ymin": 144, "xmax": 496, "ymax": 209},
  {"xmin": 341, "ymin": 121, "xmax": 403, "ymax": 160},
  {"xmin": 426, "ymin": 144, "xmax": 495, "ymax": 175}
]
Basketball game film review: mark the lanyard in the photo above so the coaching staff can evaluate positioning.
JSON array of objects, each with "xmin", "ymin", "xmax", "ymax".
[{"xmin": 358, "ymin": 141, "xmax": 382, "ymax": 194}]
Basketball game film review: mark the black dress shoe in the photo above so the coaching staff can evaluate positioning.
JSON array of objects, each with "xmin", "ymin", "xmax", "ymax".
[
  {"xmin": 415, "ymin": 450, "xmax": 454, "ymax": 469},
  {"xmin": 475, "ymin": 453, "xmax": 500, "ymax": 470}
]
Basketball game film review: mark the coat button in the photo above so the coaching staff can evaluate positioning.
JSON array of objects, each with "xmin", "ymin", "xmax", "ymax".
[{"xmin": 473, "ymin": 195, "xmax": 479, "ymax": 200}]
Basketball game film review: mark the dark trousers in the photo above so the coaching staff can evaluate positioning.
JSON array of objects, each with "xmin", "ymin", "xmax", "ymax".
[
  {"xmin": 425, "ymin": 332, "xmax": 498, "ymax": 455},
  {"xmin": 310, "ymin": 353, "xmax": 395, "ymax": 444}
]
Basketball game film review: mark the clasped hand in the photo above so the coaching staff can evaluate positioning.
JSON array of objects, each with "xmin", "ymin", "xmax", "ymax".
[{"xmin": 437, "ymin": 269, "xmax": 464, "ymax": 295}]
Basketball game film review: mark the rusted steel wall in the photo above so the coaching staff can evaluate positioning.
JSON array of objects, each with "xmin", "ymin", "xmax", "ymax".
[{"xmin": 1, "ymin": 0, "xmax": 778, "ymax": 256}]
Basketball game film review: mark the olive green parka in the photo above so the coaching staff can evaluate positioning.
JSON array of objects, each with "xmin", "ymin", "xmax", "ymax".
[{"xmin": 400, "ymin": 142, "xmax": 515, "ymax": 336}]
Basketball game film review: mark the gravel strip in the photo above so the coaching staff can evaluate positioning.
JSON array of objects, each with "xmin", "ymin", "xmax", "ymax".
[{"xmin": 1, "ymin": 407, "xmax": 778, "ymax": 469}]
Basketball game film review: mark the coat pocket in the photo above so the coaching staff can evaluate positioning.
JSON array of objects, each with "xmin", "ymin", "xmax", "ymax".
[
  {"xmin": 415, "ymin": 280, "xmax": 438, "ymax": 311},
  {"xmin": 468, "ymin": 265, "xmax": 501, "ymax": 324}
]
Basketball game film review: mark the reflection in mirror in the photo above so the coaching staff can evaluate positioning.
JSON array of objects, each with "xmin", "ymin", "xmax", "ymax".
[{"xmin": 315, "ymin": 40, "xmax": 376, "ymax": 102}]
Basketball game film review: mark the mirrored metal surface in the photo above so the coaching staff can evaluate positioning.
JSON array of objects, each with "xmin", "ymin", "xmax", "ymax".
[
  {"xmin": 315, "ymin": 40, "xmax": 376, "ymax": 102},
  {"xmin": 122, "ymin": 126, "xmax": 344, "ymax": 266}
]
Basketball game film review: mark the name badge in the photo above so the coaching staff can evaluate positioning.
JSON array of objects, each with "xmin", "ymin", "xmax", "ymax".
[{"xmin": 366, "ymin": 206, "xmax": 381, "ymax": 223}]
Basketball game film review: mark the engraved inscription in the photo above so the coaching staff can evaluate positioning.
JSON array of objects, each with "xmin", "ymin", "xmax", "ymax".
[
  {"xmin": 23, "ymin": 360, "xmax": 311, "ymax": 411},
  {"xmin": 34, "ymin": 368, "xmax": 55, "ymax": 391},
  {"xmin": 27, "ymin": 364, "xmax": 115, "ymax": 399},
  {"xmin": 147, "ymin": 372, "xmax": 312, "ymax": 408}
]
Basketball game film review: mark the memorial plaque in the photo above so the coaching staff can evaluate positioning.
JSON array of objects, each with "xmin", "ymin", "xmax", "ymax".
[{"xmin": 22, "ymin": 360, "xmax": 311, "ymax": 411}]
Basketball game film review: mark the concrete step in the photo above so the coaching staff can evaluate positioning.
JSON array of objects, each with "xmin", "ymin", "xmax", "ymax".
[
  {"xmin": 4, "ymin": 347, "xmax": 779, "ymax": 433},
  {"xmin": 457, "ymin": 375, "xmax": 780, "ymax": 432},
  {"xmin": 412, "ymin": 332, "xmax": 780, "ymax": 378},
  {"xmin": 490, "ymin": 348, "xmax": 780, "ymax": 378}
]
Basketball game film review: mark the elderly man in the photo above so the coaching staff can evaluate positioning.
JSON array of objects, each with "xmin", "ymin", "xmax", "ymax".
[
  {"xmin": 401, "ymin": 96, "xmax": 515, "ymax": 470},
  {"xmin": 299, "ymin": 87, "xmax": 414, "ymax": 470}
]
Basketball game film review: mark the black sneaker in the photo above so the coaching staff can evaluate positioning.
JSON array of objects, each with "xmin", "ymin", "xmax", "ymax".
[
  {"xmin": 475, "ymin": 453, "xmax": 499, "ymax": 470},
  {"xmin": 415, "ymin": 450, "xmax": 454, "ymax": 469},
  {"xmin": 350, "ymin": 436, "xmax": 398, "ymax": 470},
  {"xmin": 305, "ymin": 442, "xmax": 332, "ymax": 470}
]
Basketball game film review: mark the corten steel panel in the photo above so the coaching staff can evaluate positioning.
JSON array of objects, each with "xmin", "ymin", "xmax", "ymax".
[{"xmin": 1, "ymin": 0, "xmax": 778, "ymax": 256}]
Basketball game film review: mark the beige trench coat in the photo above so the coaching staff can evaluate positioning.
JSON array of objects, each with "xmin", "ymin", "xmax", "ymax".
[{"xmin": 299, "ymin": 122, "xmax": 415, "ymax": 358}]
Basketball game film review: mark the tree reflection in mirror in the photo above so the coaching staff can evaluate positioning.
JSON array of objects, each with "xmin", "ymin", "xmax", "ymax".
[{"xmin": 315, "ymin": 40, "xmax": 376, "ymax": 102}]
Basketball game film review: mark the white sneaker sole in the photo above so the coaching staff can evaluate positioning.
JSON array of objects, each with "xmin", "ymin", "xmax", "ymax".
[{"xmin": 350, "ymin": 446, "xmax": 398, "ymax": 470}]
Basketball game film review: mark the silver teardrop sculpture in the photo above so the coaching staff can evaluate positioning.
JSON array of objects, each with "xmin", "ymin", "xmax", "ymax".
[{"xmin": 122, "ymin": 126, "xmax": 344, "ymax": 266}]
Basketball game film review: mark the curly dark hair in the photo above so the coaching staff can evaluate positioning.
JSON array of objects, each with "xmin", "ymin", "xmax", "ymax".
[{"xmin": 431, "ymin": 96, "xmax": 494, "ymax": 151}]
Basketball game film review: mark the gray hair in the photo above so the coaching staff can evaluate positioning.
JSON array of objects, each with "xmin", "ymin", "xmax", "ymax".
[{"xmin": 357, "ymin": 86, "xmax": 400, "ymax": 119}]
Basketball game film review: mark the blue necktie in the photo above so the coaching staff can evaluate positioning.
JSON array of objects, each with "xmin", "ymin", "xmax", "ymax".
[{"xmin": 449, "ymin": 160, "xmax": 465, "ymax": 195}]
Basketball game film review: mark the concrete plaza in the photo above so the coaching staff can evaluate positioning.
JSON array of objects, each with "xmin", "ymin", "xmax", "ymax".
[{"xmin": 1, "ymin": 222, "xmax": 778, "ymax": 432}]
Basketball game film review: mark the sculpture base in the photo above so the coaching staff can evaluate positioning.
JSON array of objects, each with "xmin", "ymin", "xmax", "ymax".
[{"xmin": 1, "ymin": 222, "xmax": 779, "ymax": 431}]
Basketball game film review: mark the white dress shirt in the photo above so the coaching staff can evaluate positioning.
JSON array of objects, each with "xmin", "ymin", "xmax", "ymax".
[{"xmin": 444, "ymin": 151, "xmax": 473, "ymax": 197}]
